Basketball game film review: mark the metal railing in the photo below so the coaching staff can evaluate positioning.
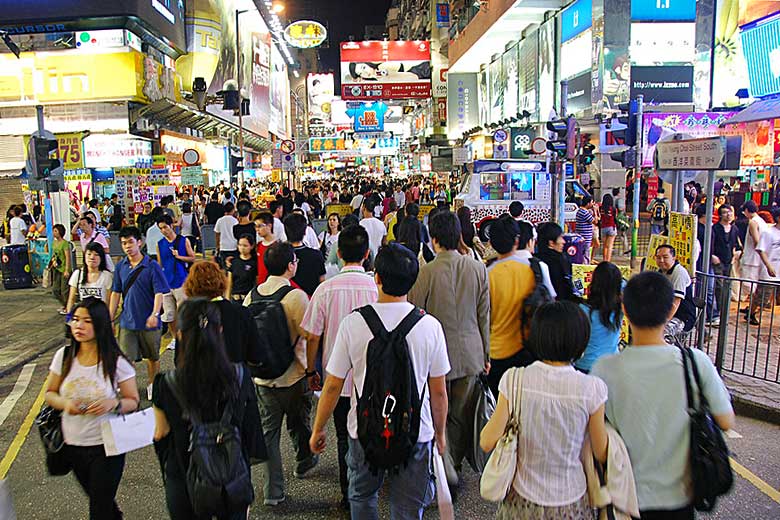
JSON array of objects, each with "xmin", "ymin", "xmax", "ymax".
[{"xmin": 688, "ymin": 271, "xmax": 780, "ymax": 384}]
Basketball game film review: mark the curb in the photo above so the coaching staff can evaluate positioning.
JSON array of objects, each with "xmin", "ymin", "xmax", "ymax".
[
  {"xmin": 0, "ymin": 336, "xmax": 64, "ymax": 379},
  {"xmin": 731, "ymin": 394, "xmax": 780, "ymax": 426}
]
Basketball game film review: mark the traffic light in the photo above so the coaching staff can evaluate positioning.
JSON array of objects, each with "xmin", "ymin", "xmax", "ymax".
[
  {"xmin": 579, "ymin": 136, "xmax": 595, "ymax": 170},
  {"xmin": 28, "ymin": 136, "xmax": 60, "ymax": 179},
  {"xmin": 610, "ymin": 147, "xmax": 636, "ymax": 169},
  {"xmin": 613, "ymin": 100, "xmax": 639, "ymax": 147},
  {"xmin": 546, "ymin": 117, "xmax": 574, "ymax": 157},
  {"xmin": 229, "ymin": 154, "xmax": 243, "ymax": 184}
]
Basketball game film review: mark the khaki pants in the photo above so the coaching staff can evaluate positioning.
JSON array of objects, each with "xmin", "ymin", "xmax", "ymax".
[{"xmin": 51, "ymin": 269, "xmax": 69, "ymax": 307}]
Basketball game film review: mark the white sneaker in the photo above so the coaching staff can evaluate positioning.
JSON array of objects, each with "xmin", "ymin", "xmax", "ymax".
[
  {"xmin": 167, "ymin": 338, "xmax": 176, "ymax": 350},
  {"xmin": 147, "ymin": 383, "xmax": 153, "ymax": 399}
]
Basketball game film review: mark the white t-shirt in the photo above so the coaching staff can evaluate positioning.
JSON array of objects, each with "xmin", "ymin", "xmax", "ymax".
[
  {"xmin": 214, "ymin": 214, "xmax": 239, "ymax": 251},
  {"xmin": 327, "ymin": 302, "xmax": 451, "ymax": 442},
  {"xmin": 9, "ymin": 216, "xmax": 26, "ymax": 245},
  {"xmin": 359, "ymin": 217, "xmax": 387, "ymax": 258},
  {"xmin": 146, "ymin": 225, "xmax": 164, "ymax": 256},
  {"xmin": 273, "ymin": 217, "xmax": 288, "ymax": 242},
  {"xmin": 350, "ymin": 194, "xmax": 364, "ymax": 210},
  {"xmin": 499, "ymin": 362, "xmax": 607, "ymax": 506},
  {"xmin": 49, "ymin": 346, "xmax": 135, "ymax": 446},
  {"xmin": 68, "ymin": 270, "xmax": 113, "ymax": 303},
  {"xmin": 303, "ymin": 226, "xmax": 320, "ymax": 250},
  {"xmin": 757, "ymin": 225, "xmax": 780, "ymax": 281}
]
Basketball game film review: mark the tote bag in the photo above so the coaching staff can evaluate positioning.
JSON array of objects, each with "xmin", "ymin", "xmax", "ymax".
[{"xmin": 480, "ymin": 367, "xmax": 524, "ymax": 502}]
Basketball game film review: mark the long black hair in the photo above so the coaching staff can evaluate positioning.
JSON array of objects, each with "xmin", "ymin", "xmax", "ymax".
[
  {"xmin": 601, "ymin": 194, "xmax": 614, "ymax": 219},
  {"xmin": 64, "ymin": 297, "xmax": 126, "ymax": 384},
  {"xmin": 176, "ymin": 299, "xmax": 238, "ymax": 418},
  {"xmin": 587, "ymin": 262, "xmax": 623, "ymax": 331},
  {"xmin": 81, "ymin": 241, "xmax": 109, "ymax": 286},
  {"xmin": 457, "ymin": 206, "xmax": 475, "ymax": 246},
  {"xmin": 397, "ymin": 216, "xmax": 423, "ymax": 255}
]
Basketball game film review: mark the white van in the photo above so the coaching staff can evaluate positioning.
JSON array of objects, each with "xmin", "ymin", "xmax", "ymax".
[{"xmin": 453, "ymin": 159, "xmax": 588, "ymax": 240}]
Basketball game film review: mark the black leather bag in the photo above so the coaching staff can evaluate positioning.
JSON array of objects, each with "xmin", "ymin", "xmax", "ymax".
[
  {"xmin": 679, "ymin": 346, "xmax": 733, "ymax": 511},
  {"xmin": 468, "ymin": 374, "xmax": 496, "ymax": 473},
  {"xmin": 34, "ymin": 345, "xmax": 71, "ymax": 476}
]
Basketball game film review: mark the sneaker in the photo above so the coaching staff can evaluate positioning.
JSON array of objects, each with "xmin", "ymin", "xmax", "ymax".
[
  {"xmin": 167, "ymin": 338, "xmax": 176, "ymax": 351},
  {"xmin": 147, "ymin": 383, "xmax": 153, "ymax": 399},
  {"xmin": 294, "ymin": 454, "xmax": 319, "ymax": 478},
  {"xmin": 263, "ymin": 495, "xmax": 285, "ymax": 506},
  {"xmin": 749, "ymin": 316, "xmax": 760, "ymax": 326},
  {"xmin": 58, "ymin": 308, "xmax": 68, "ymax": 315},
  {"xmin": 707, "ymin": 317, "xmax": 720, "ymax": 327}
]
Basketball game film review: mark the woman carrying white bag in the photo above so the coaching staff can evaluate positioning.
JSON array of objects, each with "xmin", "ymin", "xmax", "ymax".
[
  {"xmin": 44, "ymin": 297, "xmax": 140, "ymax": 520},
  {"xmin": 480, "ymin": 301, "xmax": 609, "ymax": 519}
]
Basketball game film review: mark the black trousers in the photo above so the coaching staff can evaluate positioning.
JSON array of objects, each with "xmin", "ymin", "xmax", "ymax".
[
  {"xmin": 164, "ymin": 464, "xmax": 247, "ymax": 520},
  {"xmin": 65, "ymin": 444, "xmax": 125, "ymax": 520},
  {"xmin": 487, "ymin": 348, "xmax": 537, "ymax": 398},
  {"xmin": 334, "ymin": 396, "xmax": 350, "ymax": 501},
  {"xmin": 640, "ymin": 505, "xmax": 694, "ymax": 520}
]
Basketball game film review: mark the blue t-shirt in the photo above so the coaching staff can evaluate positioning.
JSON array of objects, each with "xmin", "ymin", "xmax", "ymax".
[
  {"xmin": 575, "ymin": 303, "xmax": 621, "ymax": 372},
  {"xmin": 112, "ymin": 255, "xmax": 170, "ymax": 331},
  {"xmin": 157, "ymin": 235, "xmax": 188, "ymax": 290}
]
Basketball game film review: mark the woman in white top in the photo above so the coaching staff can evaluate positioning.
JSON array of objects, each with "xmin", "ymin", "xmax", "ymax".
[
  {"xmin": 481, "ymin": 301, "xmax": 609, "ymax": 519},
  {"xmin": 319, "ymin": 212, "xmax": 341, "ymax": 259},
  {"xmin": 67, "ymin": 242, "xmax": 113, "ymax": 312},
  {"xmin": 179, "ymin": 202, "xmax": 200, "ymax": 250},
  {"xmin": 44, "ymin": 297, "xmax": 139, "ymax": 519}
]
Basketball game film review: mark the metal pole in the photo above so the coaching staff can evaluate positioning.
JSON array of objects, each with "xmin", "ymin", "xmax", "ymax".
[
  {"xmin": 631, "ymin": 95, "xmax": 643, "ymax": 269},
  {"xmin": 558, "ymin": 80, "xmax": 568, "ymax": 229},
  {"xmin": 697, "ymin": 169, "xmax": 717, "ymax": 349},
  {"xmin": 235, "ymin": 9, "xmax": 245, "ymax": 187},
  {"xmin": 36, "ymin": 105, "xmax": 54, "ymax": 255}
]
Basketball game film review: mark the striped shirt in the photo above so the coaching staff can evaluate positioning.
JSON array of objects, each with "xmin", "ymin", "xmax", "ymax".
[
  {"xmin": 300, "ymin": 266, "xmax": 379, "ymax": 397},
  {"xmin": 575, "ymin": 208, "xmax": 594, "ymax": 242}
]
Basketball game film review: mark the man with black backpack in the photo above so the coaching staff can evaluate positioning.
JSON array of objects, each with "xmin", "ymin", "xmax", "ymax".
[
  {"xmin": 309, "ymin": 243, "xmax": 450, "ymax": 519},
  {"xmin": 648, "ymin": 188, "xmax": 671, "ymax": 235},
  {"xmin": 243, "ymin": 242, "xmax": 318, "ymax": 506}
]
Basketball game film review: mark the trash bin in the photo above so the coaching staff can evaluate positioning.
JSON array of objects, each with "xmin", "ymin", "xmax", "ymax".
[
  {"xmin": 1, "ymin": 244, "xmax": 33, "ymax": 289},
  {"xmin": 563, "ymin": 233, "xmax": 588, "ymax": 265}
]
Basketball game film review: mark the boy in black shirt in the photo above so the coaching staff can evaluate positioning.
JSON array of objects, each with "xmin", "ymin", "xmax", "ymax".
[
  {"xmin": 283, "ymin": 213, "xmax": 325, "ymax": 296},
  {"xmin": 228, "ymin": 234, "xmax": 258, "ymax": 301}
]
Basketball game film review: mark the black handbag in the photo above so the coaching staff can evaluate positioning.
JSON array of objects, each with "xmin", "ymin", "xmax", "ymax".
[
  {"xmin": 679, "ymin": 346, "xmax": 733, "ymax": 511},
  {"xmin": 468, "ymin": 374, "xmax": 496, "ymax": 473},
  {"xmin": 34, "ymin": 345, "xmax": 72, "ymax": 476}
]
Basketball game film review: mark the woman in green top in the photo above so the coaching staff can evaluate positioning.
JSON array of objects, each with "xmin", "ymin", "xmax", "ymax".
[{"xmin": 51, "ymin": 224, "xmax": 72, "ymax": 314}]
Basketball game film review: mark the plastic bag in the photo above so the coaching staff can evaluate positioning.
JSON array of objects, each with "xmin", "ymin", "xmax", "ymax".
[
  {"xmin": 468, "ymin": 374, "xmax": 496, "ymax": 473},
  {"xmin": 433, "ymin": 447, "xmax": 454, "ymax": 520}
]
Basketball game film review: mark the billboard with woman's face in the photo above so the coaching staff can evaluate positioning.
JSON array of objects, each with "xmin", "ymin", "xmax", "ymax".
[{"xmin": 340, "ymin": 40, "xmax": 431, "ymax": 100}]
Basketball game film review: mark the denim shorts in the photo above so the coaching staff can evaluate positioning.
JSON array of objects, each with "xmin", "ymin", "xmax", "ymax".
[{"xmin": 601, "ymin": 226, "xmax": 617, "ymax": 237}]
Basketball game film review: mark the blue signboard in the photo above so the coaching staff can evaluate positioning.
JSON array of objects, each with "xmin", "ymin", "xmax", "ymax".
[
  {"xmin": 742, "ymin": 12, "xmax": 780, "ymax": 98},
  {"xmin": 561, "ymin": 0, "xmax": 592, "ymax": 43},
  {"xmin": 436, "ymin": 3, "xmax": 450, "ymax": 28},
  {"xmin": 347, "ymin": 102, "xmax": 389, "ymax": 133},
  {"xmin": 630, "ymin": 0, "xmax": 696, "ymax": 22}
]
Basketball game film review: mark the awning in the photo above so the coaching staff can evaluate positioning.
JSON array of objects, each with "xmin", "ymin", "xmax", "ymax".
[
  {"xmin": 721, "ymin": 97, "xmax": 780, "ymax": 125},
  {"xmin": 131, "ymin": 100, "xmax": 273, "ymax": 153}
]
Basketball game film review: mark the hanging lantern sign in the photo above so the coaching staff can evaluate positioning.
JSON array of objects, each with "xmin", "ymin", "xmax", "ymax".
[{"xmin": 284, "ymin": 20, "xmax": 328, "ymax": 49}]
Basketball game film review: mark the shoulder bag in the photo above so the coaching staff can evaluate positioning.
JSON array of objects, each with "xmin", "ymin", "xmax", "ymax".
[
  {"xmin": 480, "ymin": 367, "xmax": 524, "ymax": 502},
  {"xmin": 679, "ymin": 346, "xmax": 733, "ymax": 511},
  {"xmin": 34, "ymin": 346, "xmax": 72, "ymax": 476}
]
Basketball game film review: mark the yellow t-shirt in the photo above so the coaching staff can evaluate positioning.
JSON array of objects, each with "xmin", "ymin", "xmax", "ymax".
[{"xmin": 488, "ymin": 257, "xmax": 536, "ymax": 360}]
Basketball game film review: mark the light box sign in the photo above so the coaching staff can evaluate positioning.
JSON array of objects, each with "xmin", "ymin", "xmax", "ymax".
[
  {"xmin": 630, "ymin": 0, "xmax": 696, "ymax": 22},
  {"xmin": 446, "ymin": 72, "xmax": 479, "ymax": 139},
  {"xmin": 566, "ymin": 71, "xmax": 592, "ymax": 114},
  {"xmin": 561, "ymin": 0, "xmax": 593, "ymax": 43},
  {"xmin": 629, "ymin": 65, "xmax": 694, "ymax": 103},
  {"xmin": 284, "ymin": 20, "xmax": 327, "ymax": 49},
  {"xmin": 340, "ymin": 40, "xmax": 432, "ymax": 100},
  {"xmin": 641, "ymin": 112, "xmax": 736, "ymax": 167},
  {"xmin": 741, "ymin": 12, "xmax": 780, "ymax": 98},
  {"xmin": 307, "ymin": 73, "xmax": 335, "ymax": 124},
  {"xmin": 347, "ymin": 101, "xmax": 389, "ymax": 132}
]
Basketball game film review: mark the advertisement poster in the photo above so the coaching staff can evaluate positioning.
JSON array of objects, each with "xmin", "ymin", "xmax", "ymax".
[
  {"xmin": 251, "ymin": 30, "xmax": 272, "ymax": 135},
  {"xmin": 63, "ymin": 170, "xmax": 93, "ymax": 208},
  {"xmin": 567, "ymin": 72, "xmax": 592, "ymax": 114},
  {"xmin": 518, "ymin": 34, "xmax": 538, "ymax": 118},
  {"xmin": 629, "ymin": 65, "xmax": 694, "ymax": 104},
  {"xmin": 269, "ymin": 45, "xmax": 289, "ymax": 139},
  {"xmin": 602, "ymin": 48, "xmax": 630, "ymax": 111},
  {"xmin": 478, "ymin": 68, "xmax": 489, "ymax": 126},
  {"xmin": 641, "ymin": 111, "xmax": 773, "ymax": 167},
  {"xmin": 741, "ymin": 13, "xmax": 780, "ymax": 98},
  {"xmin": 503, "ymin": 44, "xmax": 519, "ymax": 121},
  {"xmin": 340, "ymin": 40, "xmax": 432, "ymax": 100},
  {"xmin": 538, "ymin": 19, "xmax": 556, "ymax": 119},
  {"xmin": 347, "ymin": 101, "xmax": 389, "ymax": 132},
  {"xmin": 489, "ymin": 57, "xmax": 504, "ymax": 123},
  {"xmin": 447, "ymin": 73, "xmax": 479, "ymax": 139},
  {"xmin": 645, "ymin": 212, "xmax": 697, "ymax": 277},
  {"xmin": 307, "ymin": 73, "xmax": 334, "ymax": 124},
  {"xmin": 572, "ymin": 263, "xmax": 632, "ymax": 343}
]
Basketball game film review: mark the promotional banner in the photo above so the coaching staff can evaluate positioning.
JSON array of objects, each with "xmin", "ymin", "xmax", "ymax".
[
  {"xmin": 561, "ymin": 0, "xmax": 593, "ymax": 43},
  {"xmin": 640, "ymin": 111, "xmax": 774, "ymax": 167},
  {"xmin": 307, "ymin": 73, "xmax": 335, "ymax": 124},
  {"xmin": 269, "ymin": 45, "xmax": 290, "ymax": 139},
  {"xmin": 503, "ymin": 44, "xmax": 519, "ymax": 121},
  {"xmin": 478, "ymin": 68, "xmax": 490, "ymax": 126},
  {"xmin": 347, "ymin": 101, "xmax": 389, "ymax": 132},
  {"xmin": 629, "ymin": 65, "xmax": 694, "ymax": 104},
  {"xmin": 340, "ymin": 40, "xmax": 432, "ymax": 100},
  {"xmin": 446, "ymin": 73, "xmax": 479, "ymax": 139},
  {"xmin": 566, "ymin": 72, "xmax": 592, "ymax": 114},
  {"xmin": 741, "ymin": 12, "xmax": 780, "ymax": 98},
  {"xmin": 489, "ymin": 57, "xmax": 504, "ymax": 123},
  {"xmin": 645, "ymin": 213, "xmax": 697, "ymax": 277},
  {"xmin": 537, "ymin": 19, "xmax": 556, "ymax": 119},
  {"xmin": 518, "ymin": 34, "xmax": 538, "ymax": 119},
  {"xmin": 630, "ymin": 0, "xmax": 696, "ymax": 21}
]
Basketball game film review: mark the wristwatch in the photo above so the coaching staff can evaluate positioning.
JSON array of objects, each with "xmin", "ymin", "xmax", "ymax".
[
  {"xmin": 113, "ymin": 399, "xmax": 122, "ymax": 414},
  {"xmin": 305, "ymin": 371, "xmax": 317, "ymax": 377}
]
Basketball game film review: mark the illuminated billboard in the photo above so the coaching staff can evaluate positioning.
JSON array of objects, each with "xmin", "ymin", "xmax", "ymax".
[{"xmin": 340, "ymin": 40, "xmax": 432, "ymax": 100}]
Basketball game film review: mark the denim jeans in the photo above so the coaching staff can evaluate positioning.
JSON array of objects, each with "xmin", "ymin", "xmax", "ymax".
[
  {"xmin": 256, "ymin": 378, "xmax": 314, "ymax": 500},
  {"xmin": 651, "ymin": 223, "xmax": 666, "ymax": 235},
  {"xmin": 698, "ymin": 267, "xmax": 719, "ymax": 321},
  {"xmin": 346, "ymin": 438, "xmax": 435, "ymax": 520}
]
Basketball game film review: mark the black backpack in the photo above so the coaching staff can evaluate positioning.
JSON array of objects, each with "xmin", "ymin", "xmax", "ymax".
[
  {"xmin": 246, "ymin": 285, "xmax": 297, "ymax": 379},
  {"xmin": 355, "ymin": 305, "xmax": 426, "ymax": 474},
  {"xmin": 165, "ymin": 366, "xmax": 254, "ymax": 517},
  {"xmin": 651, "ymin": 199, "xmax": 668, "ymax": 222},
  {"xmin": 521, "ymin": 258, "xmax": 555, "ymax": 338}
]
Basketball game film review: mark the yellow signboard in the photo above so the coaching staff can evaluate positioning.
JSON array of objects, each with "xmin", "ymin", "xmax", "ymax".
[
  {"xmin": 572, "ymin": 263, "xmax": 633, "ymax": 344},
  {"xmin": 23, "ymin": 132, "xmax": 86, "ymax": 170},
  {"xmin": 0, "ymin": 49, "xmax": 172, "ymax": 104},
  {"xmin": 284, "ymin": 20, "xmax": 327, "ymax": 49},
  {"xmin": 645, "ymin": 212, "xmax": 697, "ymax": 277},
  {"xmin": 418, "ymin": 204, "xmax": 436, "ymax": 221},
  {"xmin": 325, "ymin": 203, "xmax": 354, "ymax": 218}
]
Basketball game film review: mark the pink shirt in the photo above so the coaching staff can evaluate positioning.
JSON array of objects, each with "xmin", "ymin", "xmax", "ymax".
[
  {"xmin": 300, "ymin": 266, "xmax": 378, "ymax": 397},
  {"xmin": 79, "ymin": 230, "xmax": 109, "ymax": 252}
]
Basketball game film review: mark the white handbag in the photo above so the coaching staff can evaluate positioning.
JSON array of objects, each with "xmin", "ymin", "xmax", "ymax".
[
  {"xmin": 101, "ymin": 408, "xmax": 156, "ymax": 456},
  {"xmin": 479, "ymin": 367, "xmax": 524, "ymax": 502}
]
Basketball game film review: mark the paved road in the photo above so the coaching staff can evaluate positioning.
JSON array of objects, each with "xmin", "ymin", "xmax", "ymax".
[{"xmin": 0, "ymin": 345, "xmax": 779, "ymax": 519}]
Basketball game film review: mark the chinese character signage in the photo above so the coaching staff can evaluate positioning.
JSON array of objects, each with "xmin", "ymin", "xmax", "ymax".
[
  {"xmin": 309, "ymin": 138, "xmax": 347, "ymax": 153},
  {"xmin": 284, "ymin": 20, "xmax": 327, "ymax": 49},
  {"xmin": 436, "ymin": 3, "xmax": 450, "ymax": 28},
  {"xmin": 340, "ymin": 40, "xmax": 432, "ymax": 100},
  {"xmin": 347, "ymin": 101, "xmax": 388, "ymax": 132},
  {"xmin": 572, "ymin": 264, "xmax": 632, "ymax": 344},
  {"xmin": 630, "ymin": 0, "xmax": 695, "ymax": 21},
  {"xmin": 645, "ymin": 212, "xmax": 697, "ymax": 277}
]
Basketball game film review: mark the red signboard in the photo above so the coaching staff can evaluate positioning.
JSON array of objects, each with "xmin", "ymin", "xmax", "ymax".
[{"xmin": 340, "ymin": 40, "xmax": 432, "ymax": 100}]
